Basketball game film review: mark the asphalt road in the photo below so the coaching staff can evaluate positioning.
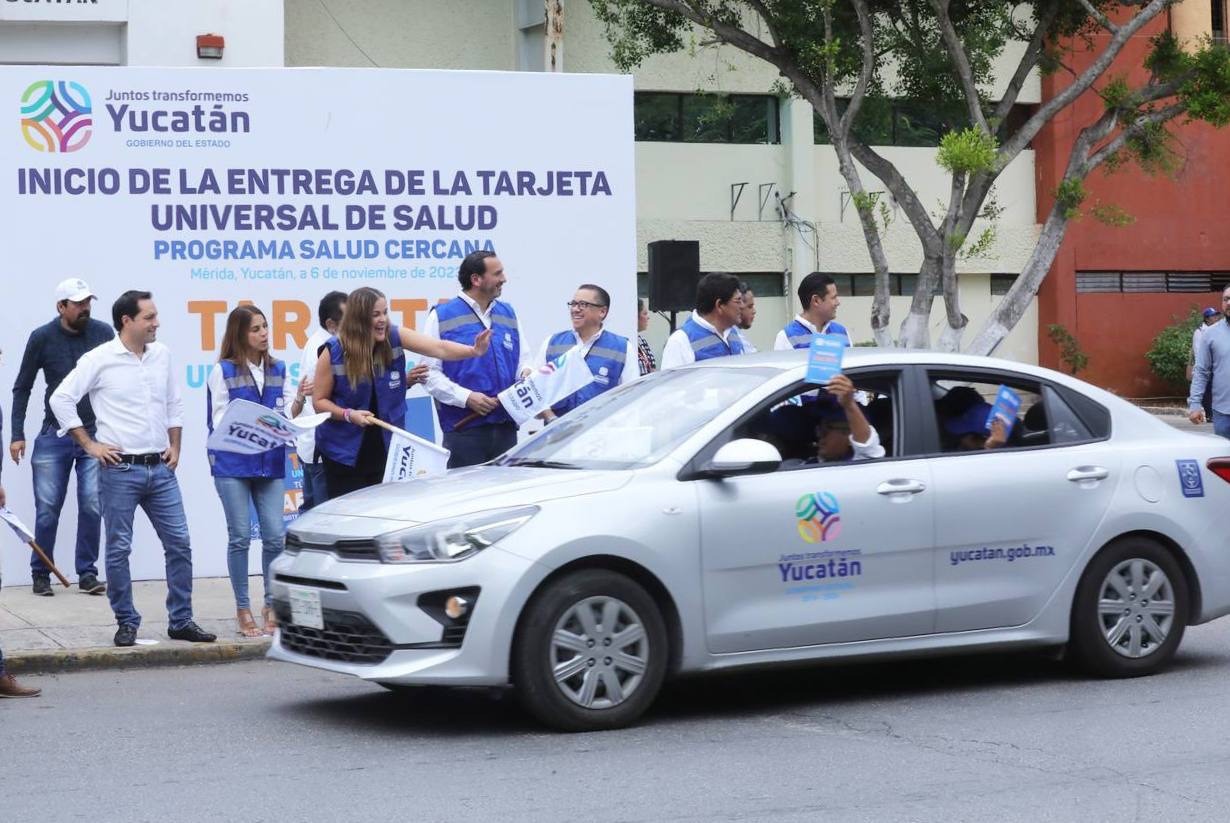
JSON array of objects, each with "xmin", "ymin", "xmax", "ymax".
[{"xmin": 5, "ymin": 617, "xmax": 1230, "ymax": 823}]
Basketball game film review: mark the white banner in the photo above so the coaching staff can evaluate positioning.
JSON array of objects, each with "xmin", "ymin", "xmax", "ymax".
[
  {"xmin": 497, "ymin": 347, "xmax": 595, "ymax": 426},
  {"xmin": 383, "ymin": 426, "xmax": 450, "ymax": 483},
  {"xmin": 0, "ymin": 507, "xmax": 36, "ymax": 544},
  {"xmin": 0, "ymin": 66, "xmax": 635, "ymax": 583},
  {"xmin": 205, "ymin": 399, "xmax": 327, "ymax": 455}
]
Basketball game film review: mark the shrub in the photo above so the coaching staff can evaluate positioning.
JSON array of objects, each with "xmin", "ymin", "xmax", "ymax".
[
  {"xmin": 1145, "ymin": 307, "xmax": 1203, "ymax": 389},
  {"xmin": 1046, "ymin": 323, "xmax": 1088, "ymax": 375}
]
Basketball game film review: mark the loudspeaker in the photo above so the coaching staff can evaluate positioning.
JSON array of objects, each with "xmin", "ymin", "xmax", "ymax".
[{"xmin": 647, "ymin": 240, "xmax": 700, "ymax": 312}]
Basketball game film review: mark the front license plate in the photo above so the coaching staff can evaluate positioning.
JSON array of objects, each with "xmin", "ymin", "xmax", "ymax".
[{"xmin": 288, "ymin": 586, "xmax": 323, "ymax": 630}]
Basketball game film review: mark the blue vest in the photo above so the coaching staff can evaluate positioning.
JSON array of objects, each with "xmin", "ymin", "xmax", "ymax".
[
  {"xmin": 545, "ymin": 329, "xmax": 629, "ymax": 416},
  {"xmin": 433, "ymin": 297, "xmax": 520, "ymax": 431},
  {"xmin": 683, "ymin": 317, "xmax": 744, "ymax": 362},
  {"xmin": 784, "ymin": 319, "xmax": 851, "ymax": 349},
  {"xmin": 206, "ymin": 359, "xmax": 287, "ymax": 479},
  {"xmin": 315, "ymin": 327, "xmax": 407, "ymax": 467}
]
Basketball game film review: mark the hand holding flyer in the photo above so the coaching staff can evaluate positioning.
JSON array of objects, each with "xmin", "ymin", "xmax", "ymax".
[
  {"xmin": 805, "ymin": 334, "xmax": 848, "ymax": 385},
  {"xmin": 985, "ymin": 385, "xmax": 1023, "ymax": 437}
]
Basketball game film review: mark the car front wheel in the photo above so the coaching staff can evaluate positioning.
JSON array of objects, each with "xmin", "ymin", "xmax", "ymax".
[
  {"xmin": 512, "ymin": 569, "xmax": 668, "ymax": 732},
  {"xmin": 1069, "ymin": 538, "xmax": 1189, "ymax": 677}
]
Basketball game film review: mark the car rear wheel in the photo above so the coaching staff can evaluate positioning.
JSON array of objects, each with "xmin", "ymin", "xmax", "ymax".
[
  {"xmin": 1069, "ymin": 538, "xmax": 1189, "ymax": 677},
  {"xmin": 512, "ymin": 569, "xmax": 667, "ymax": 732}
]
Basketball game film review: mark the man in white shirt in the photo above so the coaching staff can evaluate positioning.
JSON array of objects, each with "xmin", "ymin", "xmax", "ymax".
[
  {"xmin": 733, "ymin": 281, "xmax": 758, "ymax": 354},
  {"xmin": 782, "ymin": 375, "xmax": 885, "ymax": 468},
  {"xmin": 660, "ymin": 273, "xmax": 745, "ymax": 369},
  {"xmin": 296, "ymin": 291, "xmax": 346, "ymax": 510},
  {"xmin": 532, "ymin": 284, "xmax": 638, "ymax": 422},
  {"xmin": 50, "ymin": 290, "xmax": 215, "ymax": 648},
  {"xmin": 774, "ymin": 272, "xmax": 851, "ymax": 351}
]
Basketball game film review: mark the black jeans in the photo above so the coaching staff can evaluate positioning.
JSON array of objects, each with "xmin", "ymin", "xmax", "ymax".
[{"xmin": 444, "ymin": 423, "xmax": 518, "ymax": 469}]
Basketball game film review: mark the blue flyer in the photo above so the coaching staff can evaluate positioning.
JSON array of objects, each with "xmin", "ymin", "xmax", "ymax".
[
  {"xmin": 985, "ymin": 385, "xmax": 1022, "ymax": 436},
  {"xmin": 805, "ymin": 334, "xmax": 847, "ymax": 385}
]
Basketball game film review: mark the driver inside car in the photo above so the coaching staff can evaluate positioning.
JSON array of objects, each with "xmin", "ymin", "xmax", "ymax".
[{"xmin": 782, "ymin": 374, "xmax": 886, "ymax": 467}]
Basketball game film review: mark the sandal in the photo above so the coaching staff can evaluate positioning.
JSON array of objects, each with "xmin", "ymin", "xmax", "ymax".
[
  {"xmin": 236, "ymin": 608, "xmax": 262, "ymax": 638},
  {"xmin": 261, "ymin": 606, "xmax": 278, "ymax": 636}
]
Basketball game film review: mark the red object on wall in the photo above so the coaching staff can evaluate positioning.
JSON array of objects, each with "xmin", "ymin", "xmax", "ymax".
[
  {"xmin": 196, "ymin": 34, "xmax": 225, "ymax": 60},
  {"xmin": 1034, "ymin": 16, "xmax": 1230, "ymax": 397}
]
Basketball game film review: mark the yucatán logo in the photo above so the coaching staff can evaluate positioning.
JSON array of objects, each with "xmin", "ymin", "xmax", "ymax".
[
  {"xmin": 255, "ymin": 414, "xmax": 293, "ymax": 438},
  {"xmin": 1176, "ymin": 459, "xmax": 1205, "ymax": 498},
  {"xmin": 796, "ymin": 491, "xmax": 840, "ymax": 543},
  {"xmin": 21, "ymin": 80, "xmax": 92, "ymax": 153}
]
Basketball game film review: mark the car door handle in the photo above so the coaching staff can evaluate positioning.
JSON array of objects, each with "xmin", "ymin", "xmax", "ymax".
[
  {"xmin": 877, "ymin": 479, "xmax": 926, "ymax": 496},
  {"xmin": 1067, "ymin": 466, "xmax": 1109, "ymax": 483}
]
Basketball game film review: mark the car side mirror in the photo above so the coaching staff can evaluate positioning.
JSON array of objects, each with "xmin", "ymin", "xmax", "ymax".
[{"xmin": 700, "ymin": 438, "xmax": 782, "ymax": 478}]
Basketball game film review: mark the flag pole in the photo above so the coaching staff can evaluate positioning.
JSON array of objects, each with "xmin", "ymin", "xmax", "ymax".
[{"xmin": 28, "ymin": 539, "xmax": 70, "ymax": 588}]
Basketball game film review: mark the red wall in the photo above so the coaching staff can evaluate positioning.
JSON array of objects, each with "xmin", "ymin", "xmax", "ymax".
[{"xmin": 1034, "ymin": 15, "xmax": 1230, "ymax": 397}]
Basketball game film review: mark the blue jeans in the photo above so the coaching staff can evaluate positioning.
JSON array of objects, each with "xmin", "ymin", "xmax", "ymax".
[
  {"xmin": 443, "ymin": 423, "xmax": 518, "ymax": 469},
  {"xmin": 300, "ymin": 460, "xmax": 327, "ymax": 512},
  {"xmin": 1214, "ymin": 410, "xmax": 1230, "ymax": 440},
  {"xmin": 214, "ymin": 476, "xmax": 285, "ymax": 610},
  {"xmin": 99, "ymin": 461, "xmax": 194, "ymax": 630},
  {"xmin": 30, "ymin": 425, "xmax": 101, "ymax": 578}
]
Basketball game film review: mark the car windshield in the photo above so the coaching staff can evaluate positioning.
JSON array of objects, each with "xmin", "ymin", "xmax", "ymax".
[{"xmin": 498, "ymin": 366, "xmax": 778, "ymax": 470}]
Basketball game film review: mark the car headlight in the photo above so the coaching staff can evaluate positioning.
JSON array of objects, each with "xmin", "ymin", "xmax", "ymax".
[{"xmin": 374, "ymin": 506, "xmax": 539, "ymax": 564}]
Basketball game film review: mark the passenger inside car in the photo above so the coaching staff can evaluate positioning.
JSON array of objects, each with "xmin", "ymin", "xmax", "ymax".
[{"xmin": 937, "ymin": 386, "xmax": 1010, "ymax": 451}]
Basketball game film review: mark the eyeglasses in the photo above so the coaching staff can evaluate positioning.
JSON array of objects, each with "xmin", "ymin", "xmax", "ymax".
[{"xmin": 567, "ymin": 300, "xmax": 607, "ymax": 310}]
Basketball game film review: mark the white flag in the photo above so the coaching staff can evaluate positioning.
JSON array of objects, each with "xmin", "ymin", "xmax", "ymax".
[
  {"xmin": 206, "ymin": 399, "xmax": 330, "ymax": 455},
  {"xmin": 497, "ymin": 347, "xmax": 595, "ymax": 426},
  {"xmin": 0, "ymin": 506, "xmax": 35, "ymax": 544},
  {"xmin": 383, "ymin": 426, "xmax": 451, "ymax": 483}
]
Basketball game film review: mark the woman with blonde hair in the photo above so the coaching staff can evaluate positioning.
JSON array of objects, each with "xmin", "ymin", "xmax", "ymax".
[
  {"xmin": 314, "ymin": 286, "xmax": 490, "ymax": 498},
  {"xmin": 206, "ymin": 305, "xmax": 309, "ymax": 636}
]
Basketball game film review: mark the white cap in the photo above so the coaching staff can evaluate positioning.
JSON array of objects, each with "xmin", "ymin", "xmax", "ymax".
[{"xmin": 55, "ymin": 278, "xmax": 96, "ymax": 303}]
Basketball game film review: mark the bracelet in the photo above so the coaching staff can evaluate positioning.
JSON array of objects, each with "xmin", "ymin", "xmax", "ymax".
[{"xmin": 343, "ymin": 408, "xmax": 352, "ymax": 423}]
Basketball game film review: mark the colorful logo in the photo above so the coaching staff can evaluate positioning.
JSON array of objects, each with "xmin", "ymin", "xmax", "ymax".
[
  {"xmin": 796, "ymin": 492, "xmax": 841, "ymax": 543},
  {"xmin": 255, "ymin": 414, "xmax": 293, "ymax": 438},
  {"xmin": 21, "ymin": 81, "xmax": 92, "ymax": 153}
]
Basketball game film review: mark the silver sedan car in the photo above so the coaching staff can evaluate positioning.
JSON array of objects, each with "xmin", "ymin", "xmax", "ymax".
[{"xmin": 268, "ymin": 349, "xmax": 1230, "ymax": 731}]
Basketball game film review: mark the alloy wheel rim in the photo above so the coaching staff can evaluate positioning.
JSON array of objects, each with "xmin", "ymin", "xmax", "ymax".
[
  {"xmin": 550, "ymin": 595, "xmax": 648, "ymax": 709},
  {"xmin": 1097, "ymin": 558, "xmax": 1176, "ymax": 659}
]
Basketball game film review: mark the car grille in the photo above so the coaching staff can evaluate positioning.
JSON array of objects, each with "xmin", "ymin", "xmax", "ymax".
[
  {"xmin": 273, "ymin": 601, "xmax": 394, "ymax": 665},
  {"xmin": 284, "ymin": 532, "xmax": 380, "ymax": 561}
]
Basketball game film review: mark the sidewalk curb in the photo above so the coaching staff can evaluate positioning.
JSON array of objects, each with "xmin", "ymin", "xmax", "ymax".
[{"xmin": 6, "ymin": 638, "xmax": 271, "ymax": 675}]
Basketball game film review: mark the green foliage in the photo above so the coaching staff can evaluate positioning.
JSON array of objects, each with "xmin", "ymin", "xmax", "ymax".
[
  {"xmin": 936, "ymin": 127, "xmax": 998, "ymax": 174},
  {"xmin": 1088, "ymin": 201, "xmax": 1135, "ymax": 227},
  {"xmin": 854, "ymin": 339, "xmax": 877, "ymax": 347},
  {"xmin": 960, "ymin": 226, "xmax": 997, "ymax": 259},
  {"xmin": 1046, "ymin": 323, "xmax": 1088, "ymax": 376},
  {"xmin": 1098, "ymin": 74, "xmax": 1132, "ymax": 111},
  {"xmin": 1055, "ymin": 178, "xmax": 1087, "ymax": 219},
  {"xmin": 1146, "ymin": 308, "xmax": 1204, "ymax": 389}
]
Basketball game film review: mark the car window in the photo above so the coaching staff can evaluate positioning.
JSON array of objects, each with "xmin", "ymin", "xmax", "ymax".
[
  {"xmin": 695, "ymin": 370, "xmax": 901, "ymax": 472},
  {"xmin": 498, "ymin": 366, "xmax": 777, "ymax": 470},
  {"xmin": 925, "ymin": 370, "xmax": 1095, "ymax": 454}
]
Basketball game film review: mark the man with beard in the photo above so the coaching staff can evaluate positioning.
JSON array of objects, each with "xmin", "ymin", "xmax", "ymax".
[{"xmin": 10, "ymin": 279, "xmax": 113, "ymax": 597}]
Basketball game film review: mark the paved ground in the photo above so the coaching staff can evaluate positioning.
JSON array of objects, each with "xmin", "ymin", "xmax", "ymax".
[
  {"xmin": 6, "ymin": 617, "xmax": 1230, "ymax": 823},
  {"xmin": 0, "ymin": 576, "xmax": 268, "ymax": 670}
]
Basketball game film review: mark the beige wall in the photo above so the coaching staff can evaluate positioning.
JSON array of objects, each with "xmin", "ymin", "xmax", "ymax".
[{"xmin": 286, "ymin": 0, "xmax": 514, "ymax": 69}]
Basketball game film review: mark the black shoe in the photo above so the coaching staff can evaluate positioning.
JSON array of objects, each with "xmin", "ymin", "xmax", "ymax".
[
  {"xmin": 114, "ymin": 624, "xmax": 138, "ymax": 647},
  {"xmin": 32, "ymin": 577, "xmax": 53, "ymax": 597},
  {"xmin": 167, "ymin": 621, "xmax": 217, "ymax": 643},
  {"xmin": 78, "ymin": 574, "xmax": 106, "ymax": 595}
]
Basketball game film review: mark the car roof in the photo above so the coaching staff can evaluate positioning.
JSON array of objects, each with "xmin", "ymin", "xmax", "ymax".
[{"xmin": 681, "ymin": 347, "xmax": 1059, "ymax": 377}]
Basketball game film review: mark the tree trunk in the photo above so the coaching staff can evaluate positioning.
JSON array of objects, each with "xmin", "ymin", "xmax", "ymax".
[
  {"xmin": 898, "ymin": 256, "xmax": 943, "ymax": 348},
  {"xmin": 966, "ymin": 203, "xmax": 1072, "ymax": 356}
]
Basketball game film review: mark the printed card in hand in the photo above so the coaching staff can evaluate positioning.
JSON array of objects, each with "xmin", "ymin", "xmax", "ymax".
[
  {"xmin": 985, "ymin": 385, "xmax": 1023, "ymax": 437},
  {"xmin": 805, "ymin": 334, "xmax": 847, "ymax": 385}
]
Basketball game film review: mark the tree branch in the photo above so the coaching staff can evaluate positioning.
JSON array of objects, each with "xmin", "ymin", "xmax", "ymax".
[
  {"xmin": 1084, "ymin": 102, "xmax": 1186, "ymax": 173},
  {"xmin": 1076, "ymin": 0, "xmax": 1120, "ymax": 35},
  {"xmin": 841, "ymin": 0, "xmax": 877, "ymax": 134},
  {"xmin": 850, "ymin": 142, "xmax": 941, "ymax": 248},
  {"xmin": 991, "ymin": 2, "xmax": 1060, "ymax": 132},
  {"xmin": 996, "ymin": 0, "xmax": 1169, "ymax": 169},
  {"xmin": 928, "ymin": 0, "xmax": 991, "ymax": 134},
  {"xmin": 630, "ymin": 0, "xmax": 781, "ymax": 65}
]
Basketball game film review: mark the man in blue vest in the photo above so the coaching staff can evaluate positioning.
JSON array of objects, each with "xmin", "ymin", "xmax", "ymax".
[
  {"xmin": 534, "ymin": 284, "xmax": 638, "ymax": 422},
  {"xmin": 423, "ymin": 251, "xmax": 529, "ymax": 467},
  {"xmin": 660, "ymin": 272, "xmax": 745, "ymax": 368},
  {"xmin": 773, "ymin": 272, "xmax": 851, "ymax": 351}
]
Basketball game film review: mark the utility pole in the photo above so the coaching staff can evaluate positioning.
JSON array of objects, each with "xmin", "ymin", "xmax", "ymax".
[{"xmin": 545, "ymin": 0, "xmax": 564, "ymax": 72}]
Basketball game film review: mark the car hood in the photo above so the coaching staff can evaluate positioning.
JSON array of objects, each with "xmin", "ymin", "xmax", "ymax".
[{"xmin": 293, "ymin": 465, "xmax": 633, "ymax": 534}]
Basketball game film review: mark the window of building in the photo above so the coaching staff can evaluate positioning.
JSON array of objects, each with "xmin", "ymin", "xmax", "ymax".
[
  {"xmin": 1214, "ymin": 0, "xmax": 1227, "ymax": 44},
  {"xmin": 1075, "ymin": 271, "xmax": 1230, "ymax": 293},
  {"xmin": 636, "ymin": 271, "xmax": 785, "ymax": 299},
  {"xmin": 990, "ymin": 273, "xmax": 1017, "ymax": 296},
  {"xmin": 815, "ymin": 99, "xmax": 1038, "ymax": 147},
  {"xmin": 634, "ymin": 93, "xmax": 781, "ymax": 144}
]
